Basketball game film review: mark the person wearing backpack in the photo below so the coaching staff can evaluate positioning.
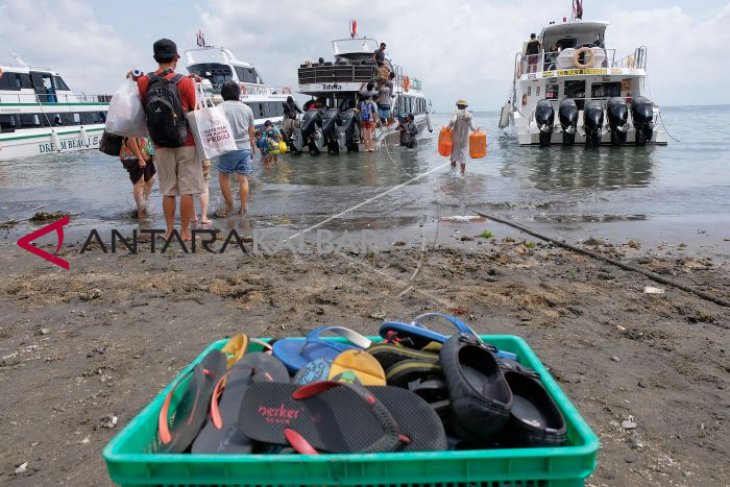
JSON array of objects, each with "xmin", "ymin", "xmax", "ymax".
[
  {"xmin": 135, "ymin": 38, "xmax": 201, "ymax": 242},
  {"xmin": 358, "ymin": 94, "xmax": 378, "ymax": 152}
]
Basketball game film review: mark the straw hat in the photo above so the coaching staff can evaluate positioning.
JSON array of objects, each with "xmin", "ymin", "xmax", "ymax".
[{"xmin": 456, "ymin": 99, "xmax": 468, "ymax": 107}]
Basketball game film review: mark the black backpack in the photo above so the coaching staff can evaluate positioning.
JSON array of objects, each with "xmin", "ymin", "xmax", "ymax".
[
  {"xmin": 145, "ymin": 72, "xmax": 188, "ymax": 148},
  {"xmin": 99, "ymin": 130, "xmax": 124, "ymax": 156}
]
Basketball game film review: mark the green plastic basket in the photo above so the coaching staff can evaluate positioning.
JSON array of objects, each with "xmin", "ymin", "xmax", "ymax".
[{"xmin": 102, "ymin": 335, "xmax": 599, "ymax": 486}]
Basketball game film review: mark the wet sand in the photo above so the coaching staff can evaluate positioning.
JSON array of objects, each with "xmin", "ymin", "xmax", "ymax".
[{"xmin": 0, "ymin": 234, "xmax": 728, "ymax": 486}]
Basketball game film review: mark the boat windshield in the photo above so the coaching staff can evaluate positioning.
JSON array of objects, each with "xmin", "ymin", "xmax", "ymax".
[
  {"xmin": 187, "ymin": 63, "xmax": 233, "ymax": 90},
  {"xmin": 333, "ymin": 38, "xmax": 379, "ymax": 55}
]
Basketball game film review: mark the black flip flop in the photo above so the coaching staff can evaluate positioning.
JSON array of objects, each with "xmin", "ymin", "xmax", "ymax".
[
  {"xmin": 367, "ymin": 342, "xmax": 438, "ymax": 371},
  {"xmin": 503, "ymin": 370, "xmax": 567, "ymax": 447},
  {"xmin": 440, "ymin": 334, "xmax": 513, "ymax": 444},
  {"xmin": 239, "ymin": 382, "xmax": 446, "ymax": 453},
  {"xmin": 156, "ymin": 350, "xmax": 227, "ymax": 453},
  {"xmin": 191, "ymin": 352, "xmax": 290, "ymax": 454}
]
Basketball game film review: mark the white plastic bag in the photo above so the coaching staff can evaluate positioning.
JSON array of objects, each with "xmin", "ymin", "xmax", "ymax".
[
  {"xmin": 105, "ymin": 78, "xmax": 147, "ymax": 137},
  {"xmin": 186, "ymin": 83, "xmax": 236, "ymax": 160}
]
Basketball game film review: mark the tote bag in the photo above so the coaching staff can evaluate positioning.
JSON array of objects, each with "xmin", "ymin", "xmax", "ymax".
[{"xmin": 186, "ymin": 83, "xmax": 237, "ymax": 160}]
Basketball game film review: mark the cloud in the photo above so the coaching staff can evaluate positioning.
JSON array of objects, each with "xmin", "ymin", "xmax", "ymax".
[
  {"xmin": 0, "ymin": 0, "xmax": 142, "ymax": 96},
  {"xmin": 194, "ymin": 0, "xmax": 730, "ymax": 110}
]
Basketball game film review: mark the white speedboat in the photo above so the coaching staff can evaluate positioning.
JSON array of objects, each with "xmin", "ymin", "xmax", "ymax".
[
  {"xmin": 0, "ymin": 59, "xmax": 110, "ymax": 161},
  {"xmin": 295, "ymin": 23, "xmax": 432, "ymax": 154},
  {"xmin": 184, "ymin": 45, "xmax": 291, "ymax": 127},
  {"xmin": 499, "ymin": 10, "xmax": 667, "ymax": 147}
]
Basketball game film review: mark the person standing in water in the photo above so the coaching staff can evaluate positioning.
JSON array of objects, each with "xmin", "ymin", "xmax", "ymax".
[{"xmin": 448, "ymin": 99, "xmax": 476, "ymax": 174}]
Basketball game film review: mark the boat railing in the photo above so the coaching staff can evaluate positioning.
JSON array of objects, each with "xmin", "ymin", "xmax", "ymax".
[
  {"xmin": 298, "ymin": 63, "xmax": 377, "ymax": 85},
  {"xmin": 0, "ymin": 92, "xmax": 112, "ymax": 104},
  {"xmin": 514, "ymin": 46, "xmax": 648, "ymax": 77}
]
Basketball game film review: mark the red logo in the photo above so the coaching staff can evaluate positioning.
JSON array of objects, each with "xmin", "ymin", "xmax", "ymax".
[
  {"xmin": 258, "ymin": 403, "xmax": 300, "ymax": 424},
  {"xmin": 16, "ymin": 216, "xmax": 70, "ymax": 270}
]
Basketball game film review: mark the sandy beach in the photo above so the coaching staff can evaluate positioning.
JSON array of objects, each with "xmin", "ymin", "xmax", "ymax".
[{"xmin": 0, "ymin": 232, "xmax": 728, "ymax": 486}]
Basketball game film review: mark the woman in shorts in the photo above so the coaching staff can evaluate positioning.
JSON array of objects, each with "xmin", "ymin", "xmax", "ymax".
[{"xmin": 120, "ymin": 137, "xmax": 155, "ymax": 219}]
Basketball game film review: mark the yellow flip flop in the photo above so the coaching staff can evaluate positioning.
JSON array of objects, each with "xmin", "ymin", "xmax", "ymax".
[
  {"xmin": 221, "ymin": 334, "xmax": 249, "ymax": 368},
  {"xmin": 328, "ymin": 349, "xmax": 386, "ymax": 386}
]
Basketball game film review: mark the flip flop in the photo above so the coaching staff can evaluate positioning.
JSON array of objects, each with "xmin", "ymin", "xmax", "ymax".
[
  {"xmin": 272, "ymin": 326, "xmax": 372, "ymax": 373},
  {"xmin": 156, "ymin": 350, "xmax": 227, "ymax": 453},
  {"xmin": 220, "ymin": 334, "xmax": 249, "ymax": 368},
  {"xmin": 502, "ymin": 370, "xmax": 567, "ymax": 447},
  {"xmin": 381, "ymin": 312, "xmax": 519, "ymax": 361},
  {"xmin": 440, "ymin": 334, "xmax": 513, "ymax": 444},
  {"xmin": 239, "ymin": 381, "xmax": 446, "ymax": 453},
  {"xmin": 385, "ymin": 359, "xmax": 450, "ymax": 420},
  {"xmin": 366, "ymin": 342, "xmax": 439, "ymax": 371},
  {"xmin": 293, "ymin": 358, "xmax": 332, "ymax": 385},
  {"xmin": 328, "ymin": 349, "xmax": 386, "ymax": 386},
  {"xmin": 190, "ymin": 352, "xmax": 289, "ymax": 454}
]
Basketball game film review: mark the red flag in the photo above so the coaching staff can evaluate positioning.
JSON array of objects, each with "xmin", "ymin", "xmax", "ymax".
[{"xmin": 351, "ymin": 19, "xmax": 358, "ymax": 38}]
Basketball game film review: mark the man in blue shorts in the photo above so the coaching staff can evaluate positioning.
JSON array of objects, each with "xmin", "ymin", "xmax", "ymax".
[{"xmin": 217, "ymin": 80, "xmax": 256, "ymax": 216}]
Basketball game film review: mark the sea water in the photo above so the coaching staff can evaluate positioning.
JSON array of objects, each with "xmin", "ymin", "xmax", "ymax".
[{"xmin": 1, "ymin": 105, "xmax": 728, "ymax": 258}]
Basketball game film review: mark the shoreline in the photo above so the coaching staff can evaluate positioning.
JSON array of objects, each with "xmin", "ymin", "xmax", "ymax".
[{"xmin": 1, "ymin": 238, "xmax": 728, "ymax": 486}]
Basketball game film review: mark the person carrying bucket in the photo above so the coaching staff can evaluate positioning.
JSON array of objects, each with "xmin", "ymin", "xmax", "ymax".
[{"xmin": 448, "ymin": 99, "xmax": 476, "ymax": 174}]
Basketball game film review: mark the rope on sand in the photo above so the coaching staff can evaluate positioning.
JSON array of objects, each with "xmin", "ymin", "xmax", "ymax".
[{"xmin": 473, "ymin": 210, "xmax": 730, "ymax": 309}]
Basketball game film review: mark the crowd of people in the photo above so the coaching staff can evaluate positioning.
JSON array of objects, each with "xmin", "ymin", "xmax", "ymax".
[{"xmin": 117, "ymin": 38, "xmax": 475, "ymax": 238}]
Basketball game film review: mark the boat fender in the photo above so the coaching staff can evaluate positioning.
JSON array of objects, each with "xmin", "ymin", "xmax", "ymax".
[
  {"xmin": 572, "ymin": 47, "xmax": 594, "ymax": 69},
  {"xmin": 79, "ymin": 126, "xmax": 90, "ymax": 146},
  {"xmin": 403, "ymin": 75, "xmax": 410, "ymax": 92},
  {"xmin": 51, "ymin": 129, "xmax": 61, "ymax": 152}
]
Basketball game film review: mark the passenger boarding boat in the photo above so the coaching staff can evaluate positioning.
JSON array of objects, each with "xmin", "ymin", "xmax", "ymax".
[
  {"xmin": 499, "ymin": 10, "xmax": 667, "ymax": 147},
  {"xmin": 184, "ymin": 41, "xmax": 292, "ymax": 128},
  {"xmin": 295, "ymin": 23, "xmax": 432, "ymax": 154},
  {"xmin": 0, "ymin": 59, "xmax": 110, "ymax": 161}
]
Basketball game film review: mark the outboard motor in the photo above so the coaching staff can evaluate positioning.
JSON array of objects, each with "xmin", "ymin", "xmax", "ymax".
[
  {"xmin": 319, "ymin": 107, "xmax": 343, "ymax": 154},
  {"xmin": 631, "ymin": 96, "xmax": 655, "ymax": 145},
  {"xmin": 535, "ymin": 99, "xmax": 555, "ymax": 147},
  {"xmin": 340, "ymin": 109, "xmax": 360, "ymax": 153},
  {"xmin": 300, "ymin": 110, "xmax": 323, "ymax": 155},
  {"xmin": 558, "ymin": 98, "xmax": 578, "ymax": 146},
  {"xmin": 607, "ymin": 97, "xmax": 629, "ymax": 146},
  {"xmin": 583, "ymin": 100, "xmax": 604, "ymax": 147}
]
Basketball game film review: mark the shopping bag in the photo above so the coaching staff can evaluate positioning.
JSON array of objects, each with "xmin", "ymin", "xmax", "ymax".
[
  {"xmin": 105, "ymin": 78, "xmax": 147, "ymax": 137},
  {"xmin": 186, "ymin": 84, "xmax": 236, "ymax": 160}
]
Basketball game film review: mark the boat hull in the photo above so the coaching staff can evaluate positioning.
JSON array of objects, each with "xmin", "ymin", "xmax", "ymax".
[{"xmin": 0, "ymin": 125, "xmax": 106, "ymax": 161}]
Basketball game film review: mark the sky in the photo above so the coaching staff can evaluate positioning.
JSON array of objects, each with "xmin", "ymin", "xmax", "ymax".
[{"xmin": 1, "ymin": 0, "xmax": 729, "ymax": 112}]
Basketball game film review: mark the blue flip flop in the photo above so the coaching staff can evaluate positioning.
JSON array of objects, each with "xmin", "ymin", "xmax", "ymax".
[
  {"xmin": 272, "ymin": 326, "xmax": 372, "ymax": 373},
  {"xmin": 380, "ymin": 312, "xmax": 519, "ymax": 362}
]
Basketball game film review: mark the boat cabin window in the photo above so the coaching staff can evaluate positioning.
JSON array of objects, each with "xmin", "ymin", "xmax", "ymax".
[
  {"xmin": 0, "ymin": 114, "xmax": 17, "ymax": 132},
  {"xmin": 264, "ymin": 102, "xmax": 284, "ymax": 118},
  {"xmin": 0, "ymin": 72, "xmax": 22, "ymax": 91},
  {"xmin": 19, "ymin": 114, "xmax": 41, "ymax": 128},
  {"xmin": 53, "ymin": 76, "xmax": 70, "ymax": 91},
  {"xmin": 234, "ymin": 66, "xmax": 262, "ymax": 84},
  {"xmin": 187, "ymin": 63, "xmax": 233, "ymax": 89},
  {"xmin": 564, "ymin": 80, "xmax": 586, "ymax": 109},
  {"xmin": 546, "ymin": 83, "xmax": 559, "ymax": 99},
  {"xmin": 61, "ymin": 113, "xmax": 77, "ymax": 125},
  {"xmin": 591, "ymin": 82, "xmax": 621, "ymax": 99}
]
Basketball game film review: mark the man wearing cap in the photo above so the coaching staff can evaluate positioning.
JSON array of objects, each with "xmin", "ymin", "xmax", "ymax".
[
  {"xmin": 281, "ymin": 95, "xmax": 302, "ymax": 146},
  {"xmin": 448, "ymin": 99, "xmax": 476, "ymax": 174},
  {"xmin": 136, "ymin": 38, "xmax": 200, "ymax": 241}
]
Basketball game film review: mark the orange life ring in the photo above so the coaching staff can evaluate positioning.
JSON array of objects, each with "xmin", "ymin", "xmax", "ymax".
[
  {"xmin": 282, "ymin": 87, "xmax": 292, "ymax": 94},
  {"xmin": 572, "ymin": 47, "xmax": 595, "ymax": 69},
  {"xmin": 0, "ymin": 67, "xmax": 3, "ymax": 78},
  {"xmin": 403, "ymin": 75, "xmax": 410, "ymax": 92}
]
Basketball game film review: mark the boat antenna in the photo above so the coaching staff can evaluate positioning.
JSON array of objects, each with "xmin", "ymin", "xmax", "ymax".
[
  {"xmin": 350, "ymin": 19, "xmax": 358, "ymax": 39},
  {"xmin": 196, "ymin": 29, "xmax": 207, "ymax": 48},
  {"xmin": 11, "ymin": 52, "xmax": 28, "ymax": 67},
  {"xmin": 571, "ymin": 0, "xmax": 584, "ymax": 20}
]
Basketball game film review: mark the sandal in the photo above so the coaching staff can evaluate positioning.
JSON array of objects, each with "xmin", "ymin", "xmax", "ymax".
[
  {"xmin": 156, "ymin": 350, "xmax": 227, "ymax": 453},
  {"xmin": 439, "ymin": 334, "xmax": 513, "ymax": 444},
  {"xmin": 272, "ymin": 326, "xmax": 372, "ymax": 373}
]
